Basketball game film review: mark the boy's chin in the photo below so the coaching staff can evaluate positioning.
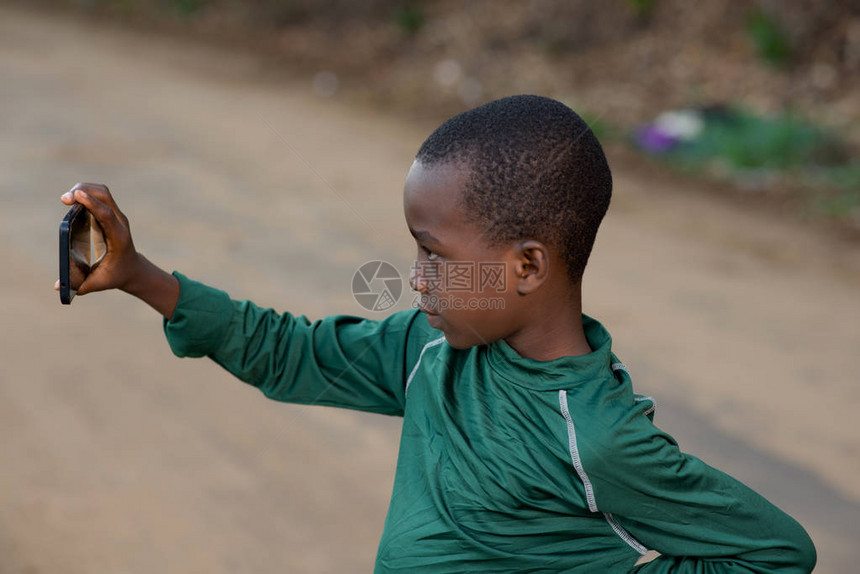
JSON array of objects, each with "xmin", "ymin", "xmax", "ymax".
[
  {"xmin": 437, "ymin": 328, "xmax": 495, "ymax": 350},
  {"xmin": 423, "ymin": 312, "xmax": 499, "ymax": 349}
]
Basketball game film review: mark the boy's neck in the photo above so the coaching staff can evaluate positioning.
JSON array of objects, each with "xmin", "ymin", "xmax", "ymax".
[{"xmin": 504, "ymin": 285, "xmax": 591, "ymax": 362}]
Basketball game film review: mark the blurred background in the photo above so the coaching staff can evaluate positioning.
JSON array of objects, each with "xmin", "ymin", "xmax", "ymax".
[{"xmin": 0, "ymin": 1, "xmax": 858, "ymax": 572}]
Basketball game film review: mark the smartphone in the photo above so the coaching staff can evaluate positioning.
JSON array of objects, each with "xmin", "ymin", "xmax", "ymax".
[{"xmin": 59, "ymin": 204, "xmax": 106, "ymax": 304}]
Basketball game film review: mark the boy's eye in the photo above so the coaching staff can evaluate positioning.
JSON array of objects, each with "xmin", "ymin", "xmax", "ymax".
[{"xmin": 419, "ymin": 244, "xmax": 442, "ymax": 261}]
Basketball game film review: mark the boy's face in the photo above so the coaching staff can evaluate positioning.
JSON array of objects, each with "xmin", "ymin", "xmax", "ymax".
[{"xmin": 403, "ymin": 160, "xmax": 530, "ymax": 349}]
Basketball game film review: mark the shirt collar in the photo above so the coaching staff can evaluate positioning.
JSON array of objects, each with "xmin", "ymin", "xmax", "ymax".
[{"xmin": 485, "ymin": 314, "xmax": 614, "ymax": 390}]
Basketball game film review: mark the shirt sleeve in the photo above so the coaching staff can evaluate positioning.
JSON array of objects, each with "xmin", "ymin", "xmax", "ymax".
[
  {"xmin": 586, "ymin": 411, "xmax": 816, "ymax": 573},
  {"xmin": 163, "ymin": 272, "xmax": 430, "ymax": 416}
]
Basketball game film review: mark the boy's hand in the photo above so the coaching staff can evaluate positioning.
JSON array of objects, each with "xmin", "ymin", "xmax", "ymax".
[
  {"xmin": 58, "ymin": 183, "xmax": 141, "ymax": 295},
  {"xmin": 56, "ymin": 183, "xmax": 180, "ymax": 319}
]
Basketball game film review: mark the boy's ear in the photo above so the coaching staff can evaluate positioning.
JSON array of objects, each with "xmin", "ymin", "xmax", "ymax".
[{"xmin": 513, "ymin": 240, "xmax": 550, "ymax": 295}]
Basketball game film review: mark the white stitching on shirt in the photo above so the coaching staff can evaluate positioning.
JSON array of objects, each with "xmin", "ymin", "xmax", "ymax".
[
  {"xmin": 405, "ymin": 336, "xmax": 446, "ymax": 398},
  {"xmin": 558, "ymin": 390, "xmax": 598, "ymax": 513},
  {"xmin": 616, "ymin": 362, "xmax": 657, "ymax": 418},
  {"xmin": 610, "ymin": 362, "xmax": 628, "ymax": 373},
  {"xmin": 604, "ymin": 513, "xmax": 648, "ymax": 555},
  {"xmin": 634, "ymin": 395, "xmax": 656, "ymax": 417},
  {"xmin": 559, "ymin": 390, "xmax": 650, "ymax": 555}
]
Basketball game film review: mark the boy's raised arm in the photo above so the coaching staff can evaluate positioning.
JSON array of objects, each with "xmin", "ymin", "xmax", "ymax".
[
  {"xmin": 164, "ymin": 273, "xmax": 429, "ymax": 416},
  {"xmin": 58, "ymin": 183, "xmax": 431, "ymax": 415}
]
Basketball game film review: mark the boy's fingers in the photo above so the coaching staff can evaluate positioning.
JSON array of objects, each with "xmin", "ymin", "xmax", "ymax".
[
  {"xmin": 76, "ymin": 273, "xmax": 97, "ymax": 296},
  {"xmin": 54, "ymin": 280, "xmax": 60, "ymax": 291},
  {"xmin": 64, "ymin": 182, "xmax": 99, "ymax": 203},
  {"xmin": 77, "ymin": 273, "xmax": 111, "ymax": 296},
  {"xmin": 73, "ymin": 190, "xmax": 122, "ymax": 237},
  {"xmin": 63, "ymin": 183, "xmax": 131, "ymax": 230},
  {"xmin": 66, "ymin": 182, "xmax": 107, "ymax": 200},
  {"xmin": 67, "ymin": 182, "xmax": 124, "ymax": 218}
]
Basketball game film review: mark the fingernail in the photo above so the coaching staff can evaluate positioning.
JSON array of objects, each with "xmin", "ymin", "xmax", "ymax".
[
  {"xmin": 61, "ymin": 192, "xmax": 71, "ymax": 200},
  {"xmin": 77, "ymin": 190, "xmax": 89, "ymax": 200}
]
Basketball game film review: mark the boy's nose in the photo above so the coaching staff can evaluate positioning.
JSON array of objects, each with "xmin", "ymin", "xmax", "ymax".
[{"xmin": 409, "ymin": 266, "xmax": 428, "ymax": 293}]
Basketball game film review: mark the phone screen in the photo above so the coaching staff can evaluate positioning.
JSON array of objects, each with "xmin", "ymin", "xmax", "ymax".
[{"xmin": 60, "ymin": 204, "xmax": 105, "ymax": 304}]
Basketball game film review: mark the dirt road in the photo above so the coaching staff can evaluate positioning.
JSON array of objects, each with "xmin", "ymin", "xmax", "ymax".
[{"xmin": 1, "ymin": 5, "xmax": 858, "ymax": 573}]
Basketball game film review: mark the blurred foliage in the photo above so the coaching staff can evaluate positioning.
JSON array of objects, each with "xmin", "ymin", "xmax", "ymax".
[
  {"xmin": 648, "ymin": 108, "xmax": 860, "ymax": 218},
  {"xmin": 810, "ymin": 165, "xmax": 860, "ymax": 220},
  {"xmin": 672, "ymin": 110, "xmax": 846, "ymax": 171},
  {"xmin": 168, "ymin": 0, "xmax": 204, "ymax": 17},
  {"xmin": 746, "ymin": 8, "xmax": 792, "ymax": 67},
  {"xmin": 578, "ymin": 110, "xmax": 618, "ymax": 144},
  {"xmin": 53, "ymin": 0, "xmax": 858, "ymax": 71},
  {"xmin": 394, "ymin": 1, "xmax": 424, "ymax": 35},
  {"xmin": 626, "ymin": 0, "xmax": 656, "ymax": 20},
  {"xmin": 66, "ymin": 0, "xmax": 429, "ymax": 24}
]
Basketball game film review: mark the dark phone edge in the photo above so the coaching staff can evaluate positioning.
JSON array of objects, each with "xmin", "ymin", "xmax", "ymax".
[{"xmin": 59, "ymin": 204, "xmax": 84, "ymax": 304}]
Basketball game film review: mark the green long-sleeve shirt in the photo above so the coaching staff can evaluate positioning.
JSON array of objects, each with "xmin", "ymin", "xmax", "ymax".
[{"xmin": 163, "ymin": 273, "xmax": 816, "ymax": 573}]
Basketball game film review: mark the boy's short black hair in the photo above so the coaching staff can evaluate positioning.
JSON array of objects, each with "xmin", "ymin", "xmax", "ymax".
[{"xmin": 415, "ymin": 95, "xmax": 612, "ymax": 283}]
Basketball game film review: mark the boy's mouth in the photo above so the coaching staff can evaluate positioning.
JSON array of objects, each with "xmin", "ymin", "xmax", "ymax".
[
  {"xmin": 416, "ymin": 301, "xmax": 443, "ymax": 328},
  {"xmin": 423, "ymin": 311, "xmax": 443, "ymax": 329},
  {"xmin": 416, "ymin": 294, "xmax": 439, "ymax": 316}
]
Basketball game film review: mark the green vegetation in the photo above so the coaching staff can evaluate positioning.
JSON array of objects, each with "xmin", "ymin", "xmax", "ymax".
[
  {"xmin": 626, "ymin": 0, "xmax": 656, "ymax": 19},
  {"xmin": 168, "ymin": 0, "xmax": 204, "ymax": 17},
  {"xmin": 394, "ymin": 1, "xmax": 425, "ymax": 35},
  {"xmin": 579, "ymin": 110, "xmax": 618, "ymax": 144},
  {"xmin": 658, "ymin": 108, "xmax": 859, "ymax": 219},
  {"xmin": 671, "ymin": 110, "xmax": 845, "ymax": 171},
  {"xmin": 809, "ymin": 166, "xmax": 860, "ymax": 222},
  {"xmin": 746, "ymin": 9, "xmax": 792, "ymax": 67}
]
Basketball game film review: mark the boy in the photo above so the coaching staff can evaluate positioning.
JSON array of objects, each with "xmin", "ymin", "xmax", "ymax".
[{"xmin": 58, "ymin": 95, "xmax": 815, "ymax": 572}]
